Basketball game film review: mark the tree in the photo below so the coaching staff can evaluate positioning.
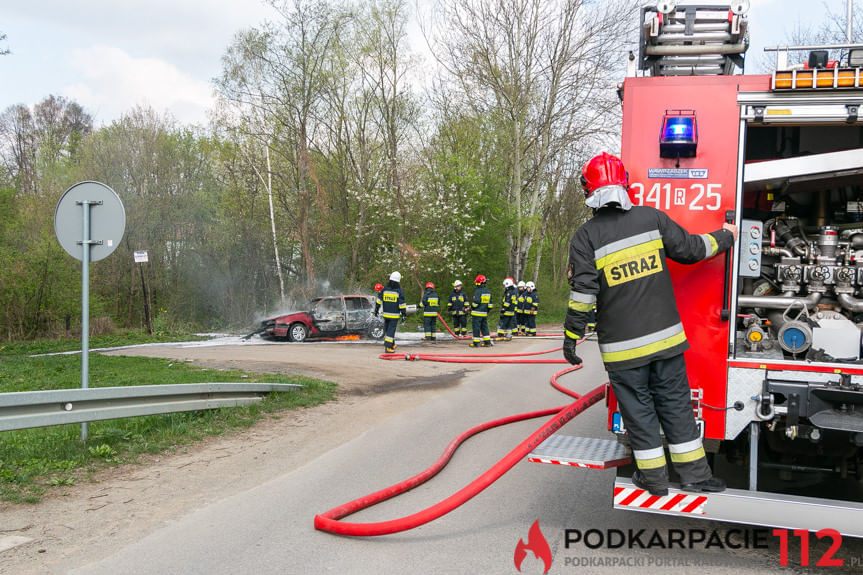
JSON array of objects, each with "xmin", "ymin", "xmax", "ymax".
[
  {"xmin": 424, "ymin": 0, "xmax": 637, "ymax": 281},
  {"xmin": 216, "ymin": 0, "xmax": 347, "ymax": 295},
  {"xmin": 757, "ymin": 1, "xmax": 863, "ymax": 71},
  {"xmin": 0, "ymin": 96, "xmax": 92, "ymax": 196}
]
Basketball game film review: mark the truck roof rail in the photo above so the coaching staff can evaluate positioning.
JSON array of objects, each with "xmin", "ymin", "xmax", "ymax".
[{"xmin": 638, "ymin": 2, "xmax": 749, "ymax": 77}]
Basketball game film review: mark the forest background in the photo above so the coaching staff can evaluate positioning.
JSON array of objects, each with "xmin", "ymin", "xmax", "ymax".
[{"xmin": 9, "ymin": 0, "xmax": 847, "ymax": 340}]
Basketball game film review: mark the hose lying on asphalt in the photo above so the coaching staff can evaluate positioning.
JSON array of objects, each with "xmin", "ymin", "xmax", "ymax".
[
  {"xmin": 379, "ymin": 345, "xmax": 567, "ymax": 364},
  {"xmin": 436, "ymin": 313, "xmax": 562, "ymax": 339},
  {"xmin": 314, "ymin": 342, "xmax": 604, "ymax": 536}
]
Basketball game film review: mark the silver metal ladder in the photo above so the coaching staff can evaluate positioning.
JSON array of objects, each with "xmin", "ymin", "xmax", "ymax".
[{"xmin": 638, "ymin": 2, "xmax": 750, "ymax": 77}]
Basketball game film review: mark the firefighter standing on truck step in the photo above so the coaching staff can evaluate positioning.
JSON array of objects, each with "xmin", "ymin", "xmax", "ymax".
[
  {"xmin": 524, "ymin": 281, "xmax": 539, "ymax": 336},
  {"xmin": 496, "ymin": 277, "xmax": 517, "ymax": 341},
  {"xmin": 374, "ymin": 271, "xmax": 406, "ymax": 353},
  {"xmin": 470, "ymin": 274, "xmax": 493, "ymax": 347},
  {"xmin": 562, "ymin": 152, "xmax": 737, "ymax": 497},
  {"xmin": 448, "ymin": 280, "xmax": 468, "ymax": 337},
  {"xmin": 419, "ymin": 282, "xmax": 440, "ymax": 342}
]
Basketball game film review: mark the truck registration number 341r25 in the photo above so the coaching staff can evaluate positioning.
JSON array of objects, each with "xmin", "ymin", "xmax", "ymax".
[{"xmin": 631, "ymin": 182, "xmax": 722, "ymax": 211}]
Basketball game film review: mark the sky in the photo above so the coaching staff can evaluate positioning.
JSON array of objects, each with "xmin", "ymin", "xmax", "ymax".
[{"xmin": 0, "ymin": 0, "xmax": 855, "ymax": 128}]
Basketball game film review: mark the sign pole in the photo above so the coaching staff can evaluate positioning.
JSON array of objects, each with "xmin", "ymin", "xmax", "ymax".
[
  {"xmin": 77, "ymin": 200, "xmax": 101, "ymax": 441},
  {"xmin": 134, "ymin": 251, "xmax": 152, "ymax": 335},
  {"xmin": 55, "ymin": 181, "xmax": 126, "ymax": 443}
]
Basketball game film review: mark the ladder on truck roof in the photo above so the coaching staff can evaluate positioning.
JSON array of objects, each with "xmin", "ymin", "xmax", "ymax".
[{"xmin": 638, "ymin": 2, "xmax": 750, "ymax": 77}]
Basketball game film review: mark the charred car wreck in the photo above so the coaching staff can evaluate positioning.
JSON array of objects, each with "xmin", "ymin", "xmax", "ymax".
[{"xmin": 252, "ymin": 295, "xmax": 384, "ymax": 342}]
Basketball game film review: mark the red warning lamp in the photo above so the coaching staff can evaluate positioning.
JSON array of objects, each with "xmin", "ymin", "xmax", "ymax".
[{"xmin": 659, "ymin": 110, "xmax": 697, "ymax": 159}]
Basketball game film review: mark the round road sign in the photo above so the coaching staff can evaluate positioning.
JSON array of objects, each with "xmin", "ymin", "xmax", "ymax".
[{"xmin": 54, "ymin": 181, "xmax": 126, "ymax": 262}]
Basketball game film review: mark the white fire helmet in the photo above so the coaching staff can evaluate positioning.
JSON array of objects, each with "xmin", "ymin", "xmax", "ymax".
[
  {"xmin": 526, "ymin": 281, "xmax": 535, "ymax": 289},
  {"xmin": 389, "ymin": 271, "xmax": 402, "ymax": 283},
  {"xmin": 517, "ymin": 281, "xmax": 526, "ymax": 288},
  {"xmin": 503, "ymin": 278, "xmax": 514, "ymax": 288},
  {"xmin": 453, "ymin": 279, "xmax": 463, "ymax": 288}
]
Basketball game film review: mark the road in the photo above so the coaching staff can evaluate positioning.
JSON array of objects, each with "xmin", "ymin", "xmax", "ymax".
[{"xmin": 66, "ymin": 338, "xmax": 863, "ymax": 575}]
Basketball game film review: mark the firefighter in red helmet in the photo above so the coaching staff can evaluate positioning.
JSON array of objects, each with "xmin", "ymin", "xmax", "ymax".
[
  {"xmin": 470, "ymin": 274, "xmax": 494, "ymax": 347},
  {"xmin": 419, "ymin": 282, "xmax": 440, "ymax": 341},
  {"xmin": 563, "ymin": 152, "xmax": 738, "ymax": 496}
]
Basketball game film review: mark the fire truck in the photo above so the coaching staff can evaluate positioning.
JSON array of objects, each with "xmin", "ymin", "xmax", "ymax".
[{"xmin": 528, "ymin": 2, "xmax": 863, "ymax": 536}]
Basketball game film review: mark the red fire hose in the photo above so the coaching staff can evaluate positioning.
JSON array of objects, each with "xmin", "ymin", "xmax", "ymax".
[
  {"xmin": 314, "ymin": 342, "xmax": 604, "ymax": 536},
  {"xmin": 380, "ymin": 346, "xmax": 567, "ymax": 364},
  {"xmin": 436, "ymin": 313, "xmax": 562, "ymax": 339}
]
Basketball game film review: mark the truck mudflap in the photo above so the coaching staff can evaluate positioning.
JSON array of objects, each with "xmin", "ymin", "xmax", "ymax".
[
  {"xmin": 613, "ymin": 477, "xmax": 863, "ymax": 538},
  {"xmin": 527, "ymin": 435, "xmax": 631, "ymax": 469}
]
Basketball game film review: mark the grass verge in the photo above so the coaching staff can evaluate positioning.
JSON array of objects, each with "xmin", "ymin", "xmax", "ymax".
[{"xmin": 0, "ymin": 339, "xmax": 336, "ymax": 504}]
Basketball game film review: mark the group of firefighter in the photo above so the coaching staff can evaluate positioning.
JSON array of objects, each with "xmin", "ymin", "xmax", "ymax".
[{"xmin": 372, "ymin": 273, "xmax": 541, "ymax": 352}]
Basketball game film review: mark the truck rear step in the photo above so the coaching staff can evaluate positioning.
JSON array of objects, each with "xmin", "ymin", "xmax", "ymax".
[
  {"xmin": 614, "ymin": 477, "xmax": 863, "ymax": 537},
  {"xmin": 527, "ymin": 435, "xmax": 631, "ymax": 469}
]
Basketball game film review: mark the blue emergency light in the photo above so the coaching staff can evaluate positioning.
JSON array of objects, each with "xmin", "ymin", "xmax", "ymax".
[{"xmin": 659, "ymin": 111, "xmax": 697, "ymax": 159}]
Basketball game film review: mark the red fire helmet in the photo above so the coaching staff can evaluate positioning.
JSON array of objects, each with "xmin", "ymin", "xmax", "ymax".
[
  {"xmin": 425, "ymin": 282, "xmax": 435, "ymax": 289},
  {"xmin": 374, "ymin": 283, "xmax": 383, "ymax": 291},
  {"xmin": 475, "ymin": 274, "xmax": 487, "ymax": 285},
  {"xmin": 581, "ymin": 152, "xmax": 628, "ymax": 196}
]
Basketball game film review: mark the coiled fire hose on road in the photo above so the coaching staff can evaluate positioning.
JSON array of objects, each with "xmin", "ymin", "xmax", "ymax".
[{"xmin": 314, "ymin": 340, "xmax": 606, "ymax": 536}]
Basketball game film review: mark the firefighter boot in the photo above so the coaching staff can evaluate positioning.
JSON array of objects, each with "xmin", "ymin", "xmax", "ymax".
[
  {"xmin": 385, "ymin": 346, "xmax": 396, "ymax": 353},
  {"xmin": 680, "ymin": 476, "xmax": 726, "ymax": 493},
  {"xmin": 632, "ymin": 471, "xmax": 669, "ymax": 497}
]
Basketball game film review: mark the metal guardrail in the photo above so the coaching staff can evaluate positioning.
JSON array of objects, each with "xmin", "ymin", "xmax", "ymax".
[{"xmin": 0, "ymin": 383, "xmax": 302, "ymax": 432}]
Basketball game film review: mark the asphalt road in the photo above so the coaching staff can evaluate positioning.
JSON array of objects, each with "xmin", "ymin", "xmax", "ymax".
[{"xmin": 72, "ymin": 339, "xmax": 863, "ymax": 575}]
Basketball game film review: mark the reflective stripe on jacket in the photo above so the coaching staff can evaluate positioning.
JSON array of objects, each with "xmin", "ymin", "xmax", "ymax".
[
  {"xmin": 565, "ymin": 205, "xmax": 733, "ymax": 371},
  {"xmin": 471, "ymin": 286, "xmax": 493, "ymax": 317},
  {"xmin": 525, "ymin": 290, "xmax": 539, "ymax": 314},
  {"xmin": 420, "ymin": 290, "xmax": 440, "ymax": 317},
  {"xmin": 448, "ymin": 290, "xmax": 467, "ymax": 315},
  {"xmin": 377, "ymin": 286, "xmax": 406, "ymax": 319},
  {"xmin": 501, "ymin": 286, "xmax": 517, "ymax": 315}
]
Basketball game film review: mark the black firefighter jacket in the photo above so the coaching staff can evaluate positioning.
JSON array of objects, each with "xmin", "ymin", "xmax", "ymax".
[{"xmin": 565, "ymin": 205, "xmax": 734, "ymax": 372}]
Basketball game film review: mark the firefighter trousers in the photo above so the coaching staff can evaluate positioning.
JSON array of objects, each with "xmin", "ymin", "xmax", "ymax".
[
  {"xmin": 497, "ymin": 313, "xmax": 516, "ymax": 337},
  {"xmin": 423, "ymin": 316, "xmax": 437, "ymax": 340},
  {"xmin": 471, "ymin": 314, "xmax": 490, "ymax": 344},
  {"xmin": 525, "ymin": 314, "xmax": 537, "ymax": 335},
  {"xmin": 452, "ymin": 314, "xmax": 468, "ymax": 336},
  {"xmin": 383, "ymin": 318, "xmax": 399, "ymax": 350},
  {"xmin": 608, "ymin": 353, "xmax": 712, "ymax": 488}
]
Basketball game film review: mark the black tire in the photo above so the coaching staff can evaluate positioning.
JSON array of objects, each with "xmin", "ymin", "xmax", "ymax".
[{"xmin": 288, "ymin": 322, "xmax": 309, "ymax": 343}]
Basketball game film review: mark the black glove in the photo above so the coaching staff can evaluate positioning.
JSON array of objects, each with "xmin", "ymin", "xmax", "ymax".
[
  {"xmin": 401, "ymin": 315, "xmax": 407, "ymax": 324},
  {"xmin": 563, "ymin": 336, "xmax": 582, "ymax": 366}
]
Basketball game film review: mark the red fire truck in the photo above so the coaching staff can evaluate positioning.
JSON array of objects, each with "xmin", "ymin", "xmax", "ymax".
[{"xmin": 529, "ymin": 2, "xmax": 863, "ymax": 536}]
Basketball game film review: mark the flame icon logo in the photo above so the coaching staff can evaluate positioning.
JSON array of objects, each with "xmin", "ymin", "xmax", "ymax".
[{"xmin": 514, "ymin": 519, "xmax": 552, "ymax": 574}]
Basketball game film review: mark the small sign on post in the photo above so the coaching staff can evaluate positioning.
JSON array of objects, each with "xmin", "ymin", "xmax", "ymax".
[{"xmin": 134, "ymin": 250, "xmax": 153, "ymax": 335}]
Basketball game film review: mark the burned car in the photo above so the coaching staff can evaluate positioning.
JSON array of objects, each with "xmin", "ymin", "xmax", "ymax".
[{"xmin": 257, "ymin": 295, "xmax": 384, "ymax": 342}]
